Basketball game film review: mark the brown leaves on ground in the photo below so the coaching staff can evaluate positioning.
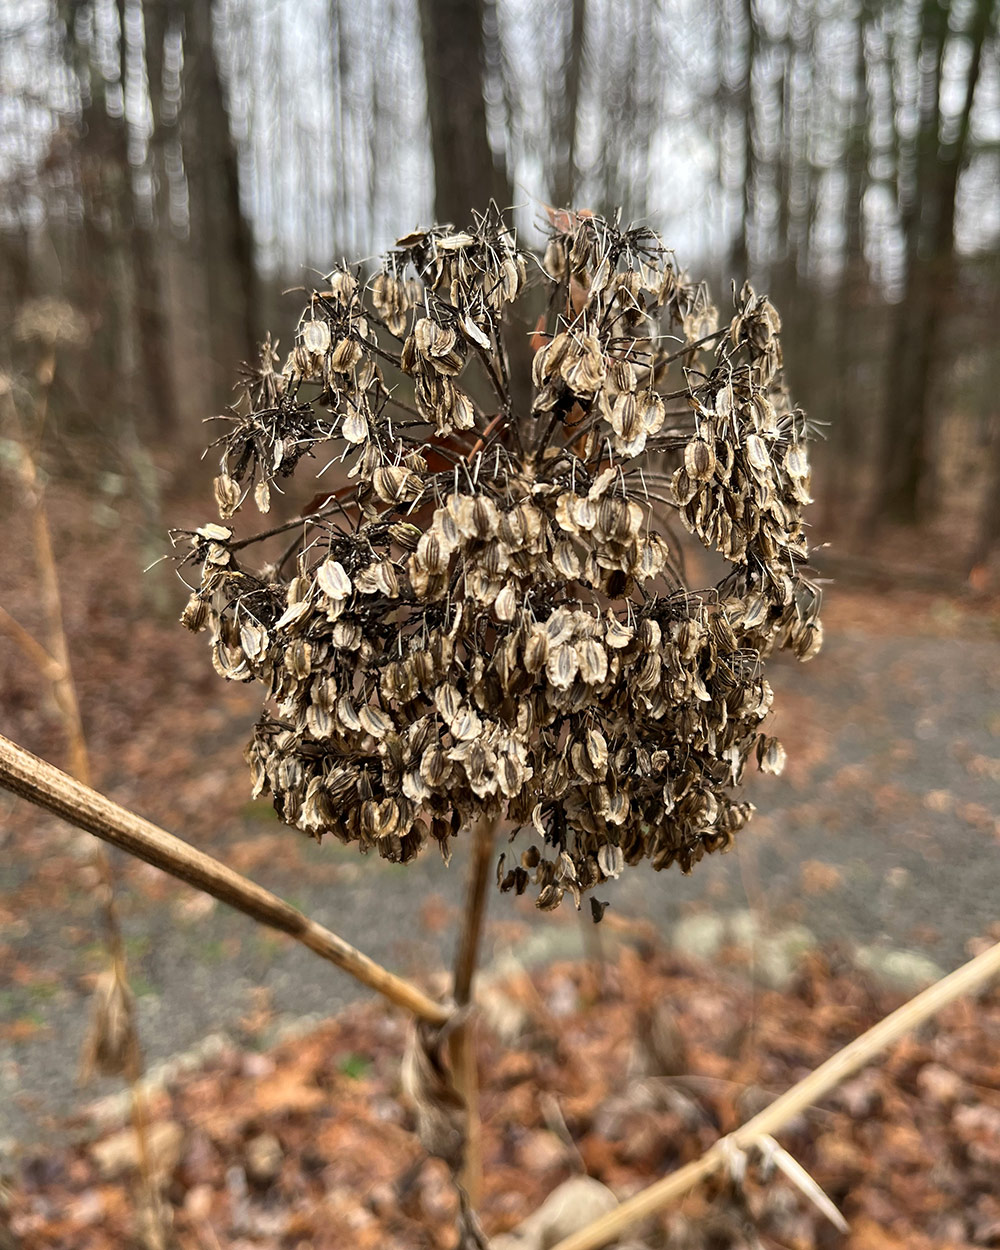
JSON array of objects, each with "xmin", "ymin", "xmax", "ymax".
[{"xmin": 5, "ymin": 942, "xmax": 1000, "ymax": 1250}]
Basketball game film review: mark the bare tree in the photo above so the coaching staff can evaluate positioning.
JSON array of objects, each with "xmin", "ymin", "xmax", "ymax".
[
  {"xmin": 181, "ymin": 0, "xmax": 259, "ymax": 386},
  {"xmin": 878, "ymin": 0, "xmax": 995, "ymax": 523},
  {"xmin": 417, "ymin": 0, "xmax": 511, "ymax": 224}
]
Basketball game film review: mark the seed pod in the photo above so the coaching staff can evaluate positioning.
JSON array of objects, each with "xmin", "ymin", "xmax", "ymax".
[
  {"xmin": 590, "ymin": 255, "xmax": 612, "ymax": 296},
  {"xmin": 639, "ymin": 392, "xmax": 665, "ymax": 435},
  {"xmin": 181, "ymin": 593, "xmax": 209, "ymax": 632},
  {"xmin": 336, "ymin": 695, "xmax": 362, "ymax": 732},
  {"xmin": 342, "ymin": 409, "xmax": 369, "ymax": 443},
  {"xmin": 685, "ymin": 439, "xmax": 716, "ymax": 481},
  {"xmin": 756, "ymin": 735, "xmax": 786, "ymax": 774},
  {"xmin": 598, "ymin": 844, "xmax": 623, "ymax": 879},
  {"xmin": 302, "ymin": 319, "xmax": 331, "ymax": 354},
  {"xmin": 784, "ymin": 444, "xmax": 809, "ymax": 480},
  {"xmin": 547, "ymin": 642, "xmax": 579, "ymax": 690},
  {"xmin": 331, "ymin": 338, "xmax": 362, "ymax": 372},
  {"xmin": 542, "ymin": 237, "xmax": 566, "ymax": 280},
  {"xmin": 284, "ymin": 638, "xmax": 312, "ymax": 678},
  {"xmin": 494, "ymin": 583, "xmax": 517, "ymax": 621},
  {"xmin": 359, "ymin": 704, "xmax": 391, "ymax": 738},
  {"xmin": 328, "ymin": 270, "xmax": 358, "ymax": 304},
  {"xmin": 524, "ymin": 629, "xmax": 549, "ymax": 674},
  {"xmin": 552, "ymin": 540, "xmax": 582, "ymax": 579},
  {"xmin": 331, "ymin": 620, "xmax": 362, "ymax": 650},
  {"xmin": 213, "ymin": 473, "xmax": 241, "ymax": 518},
  {"xmin": 585, "ymin": 728, "xmax": 608, "ymax": 772},
  {"xmin": 577, "ymin": 639, "xmax": 608, "ymax": 684},
  {"xmin": 254, "ymin": 480, "xmax": 271, "ymax": 513},
  {"xmin": 745, "ymin": 433, "xmax": 770, "ymax": 473},
  {"xmin": 373, "ymin": 464, "xmax": 420, "ymax": 504},
  {"xmin": 388, "ymin": 522, "xmax": 422, "ymax": 550},
  {"xmin": 604, "ymin": 616, "xmax": 634, "ymax": 648},
  {"xmin": 317, "ymin": 560, "xmax": 352, "ymax": 600}
]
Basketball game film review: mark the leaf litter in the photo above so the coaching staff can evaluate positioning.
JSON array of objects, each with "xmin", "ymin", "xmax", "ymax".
[{"xmin": 4, "ymin": 939, "xmax": 1000, "ymax": 1249}]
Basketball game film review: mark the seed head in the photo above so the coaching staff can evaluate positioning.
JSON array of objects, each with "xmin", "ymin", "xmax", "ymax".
[{"xmin": 175, "ymin": 210, "xmax": 822, "ymax": 912}]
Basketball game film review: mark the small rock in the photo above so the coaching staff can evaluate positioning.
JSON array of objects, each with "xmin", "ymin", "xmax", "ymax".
[
  {"xmin": 183, "ymin": 1182, "xmax": 214, "ymax": 1222},
  {"xmin": 547, "ymin": 976, "xmax": 578, "ymax": 1018},
  {"xmin": 916, "ymin": 1063, "xmax": 964, "ymax": 1104},
  {"xmin": 478, "ymin": 982, "xmax": 531, "ymax": 1044},
  {"xmin": 90, "ymin": 1120, "xmax": 182, "ymax": 1182},
  {"xmin": 672, "ymin": 913, "xmax": 726, "ymax": 962},
  {"xmin": 854, "ymin": 945, "xmax": 944, "ymax": 992},
  {"xmin": 751, "ymin": 925, "xmax": 817, "ymax": 990},
  {"xmin": 66, "ymin": 1189, "xmax": 105, "ymax": 1226},
  {"xmin": 490, "ymin": 1175, "xmax": 618, "ymax": 1249},
  {"xmin": 673, "ymin": 910, "xmax": 817, "ymax": 989},
  {"xmin": 517, "ymin": 1129, "xmax": 569, "ymax": 1175},
  {"xmin": 245, "ymin": 1131, "xmax": 283, "ymax": 1185}
]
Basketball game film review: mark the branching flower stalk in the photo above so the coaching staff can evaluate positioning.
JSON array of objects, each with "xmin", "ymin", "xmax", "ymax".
[{"xmin": 176, "ymin": 209, "xmax": 822, "ymax": 912}]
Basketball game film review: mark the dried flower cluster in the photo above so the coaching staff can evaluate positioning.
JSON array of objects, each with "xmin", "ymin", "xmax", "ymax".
[{"xmin": 176, "ymin": 210, "xmax": 821, "ymax": 913}]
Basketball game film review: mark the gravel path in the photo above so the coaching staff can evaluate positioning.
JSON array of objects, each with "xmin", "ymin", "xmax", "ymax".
[{"xmin": 2, "ymin": 601, "xmax": 998, "ymax": 1154}]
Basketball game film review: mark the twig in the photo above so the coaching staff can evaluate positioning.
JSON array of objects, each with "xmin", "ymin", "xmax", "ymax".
[
  {"xmin": 550, "ymin": 935, "xmax": 1000, "ymax": 1250},
  {"xmin": 449, "ymin": 816, "xmax": 496, "ymax": 1206},
  {"xmin": 0, "ymin": 733, "xmax": 450, "ymax": 1027},
  {"xmin": 651, "ymin": 326, "xmax": 728, "ymax": 374},
  {"xmin": 0, "ymin": 604, "xmax": 64, "ymax": 684}
]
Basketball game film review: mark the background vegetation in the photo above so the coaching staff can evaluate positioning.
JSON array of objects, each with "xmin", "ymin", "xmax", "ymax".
[{"xmin": 1, "ymin": 0, "xmax": 998, "ymax": 560}]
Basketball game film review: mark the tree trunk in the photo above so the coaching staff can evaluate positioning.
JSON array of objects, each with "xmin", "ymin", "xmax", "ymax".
[
  {"xmin": 552, "ymin": 0, "xmax": 585, "ymax": 210},
  {"xmin": 877, "ymin": 0, "xmax": 947, "ymax": 523},
  {"xmin": 828, "ymin": 0, "xmax": 871, "ymax": 530},
  {"xmin": 182, "ymin": 0, "xmax": 259, "ymax": 386},
  {"xmin": 417, "ymin": 0, "xmax": 510, "ymax": 225}
]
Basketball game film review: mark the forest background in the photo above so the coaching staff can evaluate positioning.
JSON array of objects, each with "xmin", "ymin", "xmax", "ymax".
[{"xmin": 1, "ymin": 0, "xmax": 998, "ymax": 556}]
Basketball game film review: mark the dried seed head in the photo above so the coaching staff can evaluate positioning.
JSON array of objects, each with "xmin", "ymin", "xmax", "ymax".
[{"xmin": 177, "ymin": 209, "xmax": 820, "ymax": 914}]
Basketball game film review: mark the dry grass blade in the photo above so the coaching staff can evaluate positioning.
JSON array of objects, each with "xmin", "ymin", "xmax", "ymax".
[
  {"xmin": 0, "ymin": 603, "xmax": 64, "ymax": 684},
  {"xmin": 4, "ymin": 365, "xmax": 168, "ymax": 1248},
  {"xmin": 402, "ymin": 1018, "xmax": 467, "ymax": 1169},
  {"xmin": 757, "ymin": 1134, "xmax": 848, "ymax": 1233}
]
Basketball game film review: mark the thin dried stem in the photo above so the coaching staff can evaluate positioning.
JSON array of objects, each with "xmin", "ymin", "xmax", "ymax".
[
  {"xmin": 7, "ymin": 388, "xmax": 89, "ymax": 784},
  {"xmin": 449, "ymin": 816, "xmax": 496, "ymax": 1207},
  {"xmin": 5, "ymin": 373, "xmax": 168, "ymax": 1246},
  {"xmin": 0, "ymin": 604, "xmax": 64, "ymax": 684},
  {"xmin": 0, "ymin": 732, "xmax": 451, "ymax": 1027},
  {"xmin": 550, "ymin": 936, "xmax": 1000, "ymax": 1250}
]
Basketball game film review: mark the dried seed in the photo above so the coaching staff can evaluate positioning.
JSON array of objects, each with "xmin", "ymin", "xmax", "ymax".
[
  {"xmin": 756, "ymin": 735, "xmax": 786, "ymax": 775},
  {"xmin": 685, "ymin": 439, "xmax": 716, "ymax": 481},
  {"xmin": 302, "ymin": 319, "xmax": 331, "ymax": 354},
  {"xmin": 317, "ymin": 560, "xmax": 352, "ymax": 600}
]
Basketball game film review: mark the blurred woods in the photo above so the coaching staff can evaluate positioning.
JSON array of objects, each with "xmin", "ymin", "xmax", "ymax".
[{"xmin": 1, "ymin": 0, "xmax": 998, "ymax": 563}]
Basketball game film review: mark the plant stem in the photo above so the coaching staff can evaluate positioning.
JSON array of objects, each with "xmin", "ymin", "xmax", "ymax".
[
  {"xmin": 449, "ymin": 816, "xmax": 496, "ymax": 1207},
  {"xmin": 0, "ymin": 733, "xmax": 450, "ymax": 1026},
  {"xmin": 7, "ymin": 372, "xmax": 170, "ymax": 1241}
]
